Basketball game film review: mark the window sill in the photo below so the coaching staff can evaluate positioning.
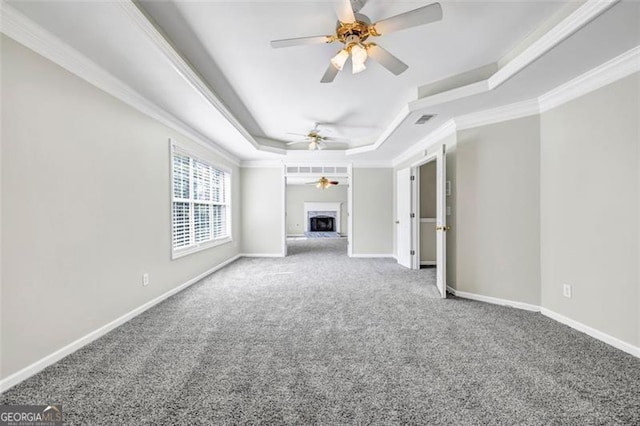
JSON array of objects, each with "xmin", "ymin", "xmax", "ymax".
[{"xmin": 172, "ymin": 237, "xmax": 232, "ymax": 260}]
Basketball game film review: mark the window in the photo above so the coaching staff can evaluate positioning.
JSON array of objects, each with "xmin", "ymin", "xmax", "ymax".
[{"xmin": 171, "ymin": 144, "xmax": 231, "ymax": 258}]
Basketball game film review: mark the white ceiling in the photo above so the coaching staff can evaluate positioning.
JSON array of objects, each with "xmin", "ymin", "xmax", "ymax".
[{"xmin": 5, "ymin": 0, "xmax": 639, "ymax": 164}]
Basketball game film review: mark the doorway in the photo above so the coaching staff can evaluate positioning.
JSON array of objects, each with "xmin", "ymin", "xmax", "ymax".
[
  {"xmin": 395, "ymin": 145, "xmax": 448, "ymax": 298},
  {"xmin": 283, "ymin": 165, "xmax": 352, "ymax": 257}
]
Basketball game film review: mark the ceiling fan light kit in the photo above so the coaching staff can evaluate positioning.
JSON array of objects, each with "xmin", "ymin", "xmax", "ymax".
[{"xmin": 270, "ymin": 1, "xmax": 443, "ymax": 83}]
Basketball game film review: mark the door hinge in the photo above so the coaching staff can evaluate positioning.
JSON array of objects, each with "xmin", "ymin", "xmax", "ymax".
[
  {"xmin": 410, "ymin": 250, "xmax": 415, "ymax": 255},
  {"xmin": 410, "ymin": 213, "xmax": 415, "ymax": 218},
  {"xmin": 410, "ymin": 175, "xmax": 415, "ymax": 181}
]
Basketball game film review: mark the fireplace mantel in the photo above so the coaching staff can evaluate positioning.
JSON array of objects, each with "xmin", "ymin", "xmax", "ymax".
[{"xmin": 304, "ymin": 202, "xmax": 341, "ymax": 233}]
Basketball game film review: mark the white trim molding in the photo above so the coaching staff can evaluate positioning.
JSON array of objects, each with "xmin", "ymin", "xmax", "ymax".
[
  {"xmin": 446, "ymin": 286, "xmax": 541, "ymax": 312},
  {"xmin": 0, "ymin": 254, "xmax": 242, "ymax": 393},
  {"xmin": 538, "ymin": 45, "xmax": 640, "ymax": 112},
  {"xmin": 116, "ymin": 1, "xmax": 284, "ymax": 156},
  {"xmin": 392, "ymin": 119, "xmax": 456, "ymax": 167},
  {"xmin": 541, "ymin": 308, "xmax": 640, "ymax": 358},
  {"xmin": 454, "ymin": 98, "xmax": 540, "ymax": 131},
  {"xmin": 488, "ymin": 0, "xmax": 619, "ymax": 89},
  {"xmin": 0, "ymin": 1, "xmax": 241, "ymax": 166}
]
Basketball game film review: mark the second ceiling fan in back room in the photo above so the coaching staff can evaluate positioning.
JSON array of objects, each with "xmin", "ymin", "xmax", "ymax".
[{"xmin": 270, "ymin": 0, "xmax": 443, "ymax": 83}]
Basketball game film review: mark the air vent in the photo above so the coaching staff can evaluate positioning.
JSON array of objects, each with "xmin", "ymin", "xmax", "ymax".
[{"xmin": 415, "ymin": 114, "xmax": 436, "ymax": 125}]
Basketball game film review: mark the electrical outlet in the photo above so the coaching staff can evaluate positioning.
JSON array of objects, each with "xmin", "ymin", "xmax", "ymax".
[
  {"xmin": 143, "ymin": 273, "xmax": 149, "ymax": 287},
  {"xmin": 563, "ymin": 284, "xmax": 571, "ymax": 298}
]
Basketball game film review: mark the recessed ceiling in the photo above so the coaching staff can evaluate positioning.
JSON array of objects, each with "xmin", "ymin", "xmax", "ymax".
[{"xmin": 4, "ymin": 0, "xmax": 639, "ymax": 164}]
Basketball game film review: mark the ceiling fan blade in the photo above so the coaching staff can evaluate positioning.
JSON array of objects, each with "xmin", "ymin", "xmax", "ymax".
[
  {"xmin": 367, "ymin": 44, "xmax": 409, "ymax": 75},
  {"xmin": 286, "ymin": 140, "xmax": 308, "ymax": 145},
  {"xmin": 372, "ymin": 3, "xmax": 443, "ymax": 35},
  {"xmin": 270, "ymin": 35, "xmax": 332, "ymax": 49},
  {"xmin": 286, "ymin": 132, "xmax": 309, "ymax": 137},
  {"xmin": 321, "ymin": 63, "xmax": 340, "ymax": 83},
  {"xmin": 330, "ymin": 181, "xmax": 340, "ymax": 186},
  {"xmin": 323, "ymin": 136, "xmax": 350, "ymax": 142},
  {"xmin": 335, "ymin": 0, "xmax": 356, "ymax": 23}
]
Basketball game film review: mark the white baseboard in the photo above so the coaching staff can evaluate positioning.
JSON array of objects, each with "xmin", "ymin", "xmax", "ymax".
[
  {"xmin": 239, "ymin": 253, "xmax": 285, "ymax": 258},
  {"xmin": 540, "ymin": 308, "xmax": 640, "ymax": 358},
  {"xmin": 350, "ymin": 253, "xmax": 395, "ymax": 258},
  {"xmin": 447, "ymin": 286, "xmax": 639, "ymax": 359},
  {"xmin": 446, "ymin": 286, "xmax": 540, "ymax": 312},
  {"xmin": 286, "ymin": 234, "xmax": 305, "ymax": 237},
  {"xmin": 0, "ymin": 254, "xmax": 242, "ymax": 393},
  {"xmin": 420, "ymin": 261, "xmax": 437, "ymax": 266}
]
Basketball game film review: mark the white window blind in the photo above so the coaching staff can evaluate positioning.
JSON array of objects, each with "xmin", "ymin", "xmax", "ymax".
[{"xmin": 171, "ymin": 146, "xmax": 230, "ymax": 255}]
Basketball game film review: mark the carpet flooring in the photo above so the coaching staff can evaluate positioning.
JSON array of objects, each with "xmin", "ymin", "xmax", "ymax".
[{"xmin": 1, "ymin": 239, "xmax": 639, "ymax": 425}]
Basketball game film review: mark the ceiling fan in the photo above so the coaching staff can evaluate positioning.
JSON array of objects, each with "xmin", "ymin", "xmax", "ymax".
[
  {"xmin": 308, "ymin": 177, "xmax": 339, "ymax": 190},
  {"xmin": 286, "ymin": 124, "xmax": 349, "ymax": 150},
  {"xmin": 271, "ymin": 0, "xmax": 443, "ymax": 83}
]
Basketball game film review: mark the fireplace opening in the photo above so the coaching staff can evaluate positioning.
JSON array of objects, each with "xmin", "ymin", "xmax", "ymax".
[{"xmin": 310, "ymin": 216, "xmax": 335, "ymax": 232}]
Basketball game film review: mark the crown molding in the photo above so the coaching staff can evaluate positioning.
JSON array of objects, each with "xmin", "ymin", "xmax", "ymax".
[
  {"xmin": 345, "ymin": 105, "xmax": 410, "ymax": 155},
  {"xmin": 488, "ymin": 0, "xmax": 619, "ymax": 89},
  {"xmin": 454, "ymin": 98, "xmax": 541, "ymax": 131},
  {"xmin": 239, "ymin": 160, "xmax": 285, "ymax": 168},
  {"xmin": 0, "ymin": 1, "xmax": 241, "ymax": 166},
  {"xmin": 391, "ymin": 120, "xmax": 456, "ymax": 167},
  {"xmin": 117, "ymin": 2, "xmax": 278, "ymax": 156},
  {"xmin": 538, "ymin": 44, "xmax": 640, "ymax": 113},
  {"xmin": 408, "ymin": 80, "xmax": 489, "ymax": 112}
]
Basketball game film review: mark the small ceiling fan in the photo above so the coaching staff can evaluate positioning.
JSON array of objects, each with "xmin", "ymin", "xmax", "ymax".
[
  {"xmin": 308, "ymin": 177, "xmax": 339, "ymax": 190},
  {"xmin": 286, "ymin": 124, "xmax": 349, "ymax": 150},
  {"xmin": 271, "ymin": 0, "xmax": 443, "ymax": 83}
]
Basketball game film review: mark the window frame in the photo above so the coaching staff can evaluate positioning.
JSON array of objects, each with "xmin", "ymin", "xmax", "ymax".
[{"xmin": 170, "ymin": 141, "xmax": 232, "ymax": 260}]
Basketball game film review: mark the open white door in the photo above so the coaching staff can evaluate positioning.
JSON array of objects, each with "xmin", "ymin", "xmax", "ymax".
[
  {"xmin": 396, "ymin": 168, "xmax": 412, "ymax": 268},
  {"xmin": 435, "ymin": 145, "xmax": 447, "ymax": 298}
]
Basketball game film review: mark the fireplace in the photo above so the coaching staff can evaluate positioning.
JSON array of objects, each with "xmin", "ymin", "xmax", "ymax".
[
  {"xmin": 310, "ymin": 216, "xmax": 335, "ymax": 232},
  {"xmin": 304, "ymin": 202, "xmax": 342, "ymax": 234}
]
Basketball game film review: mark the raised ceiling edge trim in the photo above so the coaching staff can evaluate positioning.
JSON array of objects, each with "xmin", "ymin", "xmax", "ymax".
[
  {"xmin": 391, "ymin": 44, "xmax": 640, "ymax": 166},
  {"xmin": 372, "ymin": 0, "xmax": 619, "ymax": 156},
  {"xmin": 118, "ymin": 1, "xmax": 285, "ymax": 157},
  {"xmin": 488, "ymin": 0, "xmax": 619, "ymax": 89},
  {"xmin": 538, "ymin": 44, "xmax": 640, "ymax": 113},
  {"xmin": 0, "ymin": 1, "xmax": 241, "ymax": 166},
  {"xmin": 391, "ymin": 120, "xmax": 457, "ymax": 168}
]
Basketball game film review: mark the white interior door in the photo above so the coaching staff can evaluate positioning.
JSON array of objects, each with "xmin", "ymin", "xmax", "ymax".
[
  {"xmin": 436, "ymin": 145, "xmax": 447, "ymax": 298},
  {"xmin": 396, "ymin": 168, "xmax": 412, "ymax": 268}
]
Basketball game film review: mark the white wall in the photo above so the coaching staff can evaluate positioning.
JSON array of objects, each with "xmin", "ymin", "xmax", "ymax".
[
  {"xmin": 540, "ymin": 72, "xmax": 639, "ymax": 347},
  {"xmin": 240, "ymin": 167, "xmax": 284, "ymax": 256},
  {"xmin": 286, "ymin": 184, "xmax": 348, "ymax": 235},
  {"xmin": 456, "ymin": 116, "xmax": 541, "ymax": 306},
  {"xmin": 0, "ymin": 36, "xmax": 241, "ymax": 380},
  {"xmin": 351, "ymin": 168, "xmax": 393, "ymax": 256}
]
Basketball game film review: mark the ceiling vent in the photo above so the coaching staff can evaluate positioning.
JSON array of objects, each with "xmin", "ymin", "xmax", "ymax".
[{"xmin": 415, "ymin": 114, "xmax": 436, "ymax": 125}]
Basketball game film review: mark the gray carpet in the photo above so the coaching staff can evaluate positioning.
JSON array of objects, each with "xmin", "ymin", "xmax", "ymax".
[
  {"xmin": 303, "ymin": 232, "xmax": 341, "ymax": 238},
  {"xmin": 1, "ymin": 239, "xmax": 639, "ymax": 425}
]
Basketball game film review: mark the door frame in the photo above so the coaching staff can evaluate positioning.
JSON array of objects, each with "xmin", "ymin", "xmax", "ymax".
[
  {"xmin": 411, "ymin": 147, "xmax": 447, "ymax": 298},
  {"xmin": 282, "ymin": 164, "xmax": 353, "ymax": 257}
]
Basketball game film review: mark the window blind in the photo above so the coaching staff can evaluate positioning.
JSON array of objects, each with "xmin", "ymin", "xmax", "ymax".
[{"xmin": 171, "ymin": 148, "xmax": 230, "ymax": 253}]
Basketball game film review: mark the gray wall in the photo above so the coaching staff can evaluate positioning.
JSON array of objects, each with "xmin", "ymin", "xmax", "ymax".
[
  {"xmin": 540, "ymin": 72, "xmax": 639, "ymax": 346},
  {"xmin": 240, "ymin": 167, "xmax": 284, "ymax": 255},
  {"xmin": 286, "ymin": 184, "xmax": 348, "ymax": 235},
  {"xmin": 456, "ymin": 116, "xmax": 541, "ymax": 306},
  {"xmin": 1, "ymin": 36, "xmax": 241, "ymax": 380},
  {"xmin": 351, "ymin": 168, "xmax": 393, "ymax": 255}
]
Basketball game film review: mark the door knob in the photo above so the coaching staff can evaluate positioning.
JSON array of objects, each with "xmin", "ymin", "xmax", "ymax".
[
  {"xmin": 395, "ymin": 220, "xmax": 400, "ymax": 224},
  {"xmin": 436, "ymin": 226, "xmax": 451, "ymax": 231}
]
